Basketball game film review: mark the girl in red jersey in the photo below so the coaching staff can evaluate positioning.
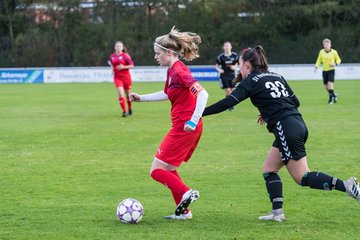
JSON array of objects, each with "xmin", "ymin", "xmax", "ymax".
[
  {"xmin": 129, "ymin": 27, "xmax": 208, "ymax": 220},
  {"xmin": 109, "ymin": 41, "xmax": 134, "ymax": 117}
]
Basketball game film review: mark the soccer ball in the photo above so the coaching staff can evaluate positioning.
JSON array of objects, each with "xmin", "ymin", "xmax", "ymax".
[{"xmin": 116, "ymin": 198, "xmax": 144, "ymax": 224}]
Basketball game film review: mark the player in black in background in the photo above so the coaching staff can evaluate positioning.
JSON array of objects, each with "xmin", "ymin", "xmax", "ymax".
[
  {"xmin": 215, "ymin": 41, "xmax": 239, "ymax": 111},
  {"xmin": 203, "ymin": 46, "xmax": 360, "ymax": 222}
]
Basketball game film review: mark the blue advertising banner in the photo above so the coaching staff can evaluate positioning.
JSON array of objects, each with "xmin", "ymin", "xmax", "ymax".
[
  {"xmin": 0, "ymin": 69, "xmax": 44, "ymax": 84},
  {"xmin": 189, "ymin": 66, "xmax": 219, "ymax": 81}
]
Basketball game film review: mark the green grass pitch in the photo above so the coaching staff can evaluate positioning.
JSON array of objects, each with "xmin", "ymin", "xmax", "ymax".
[{"xmin": 1, "ymin": 80, "xmax": 359, "ymax": 239}]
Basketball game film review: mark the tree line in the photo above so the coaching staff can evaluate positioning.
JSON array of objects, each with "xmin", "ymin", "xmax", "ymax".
[{"xmin": 1, "ymin": 0, "xmax": 359, "ymax": 67}]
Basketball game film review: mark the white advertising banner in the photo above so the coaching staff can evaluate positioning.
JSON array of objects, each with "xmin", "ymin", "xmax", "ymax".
[
  {"xmin": 44, "ymin": 66, "xmax": 167, "ymax": 83},
  {"xmin": 2, "ymin": 64, "xmax": 359, "ymax": 84},
  {"xmin": 44, "ymin": 67, "xmax": 112, "ymax": 83},
  {"xmin": 130, "ymin": 67, "xmax": 167, "ymax": 82},
  {"xmin": 270, "ymin": 64, "xmax": 360, "ymax": 80}
]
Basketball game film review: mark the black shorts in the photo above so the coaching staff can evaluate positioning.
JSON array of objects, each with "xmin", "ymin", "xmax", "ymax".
[
  {"xmin": 322, "ymin": 69, "xmax": 335, "ymax": 84},
  {"xmin": 272, "ymin": 114, "xmax": 308, "ymax": 164},
  {"xmin": 219, "ymin": 77, "xmax": 234, "ymax": 89}
]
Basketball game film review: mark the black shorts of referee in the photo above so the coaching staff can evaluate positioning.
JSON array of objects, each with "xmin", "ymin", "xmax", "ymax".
[{"xmin": 322, "ymin": 69, "xmax": 335, "ymax": 84}]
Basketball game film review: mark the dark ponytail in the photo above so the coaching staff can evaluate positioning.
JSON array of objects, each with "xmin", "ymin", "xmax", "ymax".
[
  {"xmin": 241, "ymin": 45, "xmax": 268, "ymax": 72},
  {"xmin": 233, "ymin": 72, "xmax": 242, "ymax": 84},
  {"xmin": 254, "ymin": 45, "xmax": 268, "ymax": 72}
]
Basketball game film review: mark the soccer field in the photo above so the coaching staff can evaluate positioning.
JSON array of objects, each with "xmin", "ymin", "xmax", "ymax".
[{"xmin": 1, "ymin": 81, "xmax": 359, "ymax": 239}]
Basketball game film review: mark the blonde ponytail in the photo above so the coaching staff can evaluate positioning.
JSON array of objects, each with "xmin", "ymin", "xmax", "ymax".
[{"xmin": 154, "ymin": 26, "xmax": 201, "ymax": 61}]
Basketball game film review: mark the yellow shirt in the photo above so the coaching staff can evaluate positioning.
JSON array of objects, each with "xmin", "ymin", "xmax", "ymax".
[{"xmin": 315, "ymin": 49, "xmax": 341, "ymax": 71}]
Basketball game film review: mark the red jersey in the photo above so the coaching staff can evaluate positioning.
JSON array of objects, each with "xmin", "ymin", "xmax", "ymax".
[
  {"xmin": 164, "ymin": 60, "xmax": 199, "ymax": 128},
  {"xmin": 109, "ymin": 52, "xmax": 134, "ymax": 78}
]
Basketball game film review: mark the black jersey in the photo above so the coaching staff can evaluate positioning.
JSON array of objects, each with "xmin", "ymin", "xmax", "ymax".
[
  {"xmin": 203, "ymin": 71, "xmax": 301, "ymax": 132},
  {"xmin": 216, "ymin": 52, "xmax": 239, "ymax": 80}
]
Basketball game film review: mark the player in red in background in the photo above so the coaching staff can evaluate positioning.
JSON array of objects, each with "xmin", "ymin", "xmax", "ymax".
[
  {"xmin": 129, "ymin": 27, "xmax": 208, "ymax": 220},
  {"xmin": 109, "ymin": 41, "xmax": 134, "ymax": 117}
]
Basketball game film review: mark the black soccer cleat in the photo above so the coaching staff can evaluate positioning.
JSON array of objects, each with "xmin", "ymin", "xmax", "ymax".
[
  {"xmin": 122, "ymin": 112, "xmax": 128, "ymax": 117},
  {"xmin": 333, "ymin": 93, "xmax": 338, "ymax": 103},
  {"xmin": 175, "ymin": 189, "xmax": 199, "ymax": 216},
  {"xmin": 128, "ymin": 109, "xmax": 132, "ymax": 116},
  {"xmin": 328, "ymin": 95, "xmax": 333, "ymax": 104}
]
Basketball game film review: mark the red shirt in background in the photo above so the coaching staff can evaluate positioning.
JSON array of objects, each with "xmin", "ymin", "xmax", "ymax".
[{"xmin": 109, "ymin": 52, "xmax": 134, "ymax": 80}]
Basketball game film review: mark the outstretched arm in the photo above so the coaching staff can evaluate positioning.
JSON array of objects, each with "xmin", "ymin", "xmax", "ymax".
[
  {"xmin": 202, "ymin": 86, "xmax": 248, "ymax": 117},
  {"xmin": 129, "ymin": 91, "xmax": 168, "ymax": 102},
  {"xmin": 202, "ymin": 95, "xmax": 238, "ymax": 116}
]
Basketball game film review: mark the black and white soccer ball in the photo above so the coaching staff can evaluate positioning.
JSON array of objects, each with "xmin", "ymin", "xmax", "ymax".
[{"xmin": 116, "ymin": 198, "xmax": 144, "ymax": 224}]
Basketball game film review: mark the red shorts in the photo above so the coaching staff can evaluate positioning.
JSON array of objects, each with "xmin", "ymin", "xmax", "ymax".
[
  {"xmin": 155, "ymin": 120, "xmax": 203, "ymax": 167},
  {"xmin": 114, "ymin": 76, "xmax": 132, "ymax": 90}
]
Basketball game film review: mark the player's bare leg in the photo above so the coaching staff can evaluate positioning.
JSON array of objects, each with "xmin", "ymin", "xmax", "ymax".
[
  {"xmin": 285, "ymin": 157, "xmax": 310, "ymax": 184},
  {"xmin": 150, "ymin": 157, "xmax": 177, "ymax": 173}
]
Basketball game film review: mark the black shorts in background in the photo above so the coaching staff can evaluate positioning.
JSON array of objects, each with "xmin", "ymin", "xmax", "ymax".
[
  {"xmin": 322, "ymin": 69, "xmax": 335, "ymax": 84},
  {"xmin": 219, "ymin": 77, "xmax": 234, "ymax": 89},
  {"xmin": 272, "ymin": 114, "xmax": 308, "ymax": 164}
]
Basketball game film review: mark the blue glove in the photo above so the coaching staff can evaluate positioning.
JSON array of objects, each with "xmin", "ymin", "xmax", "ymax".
[{"xmin": 184, "ymin": 120, "xmax": 197, "ymax": 131}]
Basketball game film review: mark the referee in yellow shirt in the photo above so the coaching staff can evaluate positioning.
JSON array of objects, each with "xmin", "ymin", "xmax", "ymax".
[{"xmin": 315, "ymin": 38, "xmax": 341, "ymax": 104}]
